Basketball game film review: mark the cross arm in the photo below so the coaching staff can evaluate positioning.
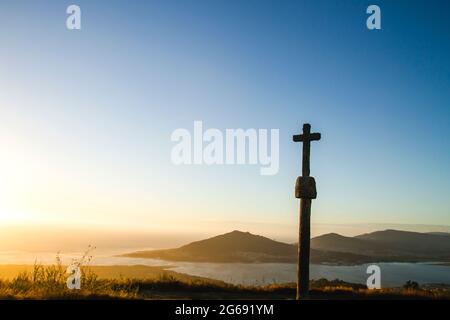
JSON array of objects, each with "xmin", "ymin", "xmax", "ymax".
[{"xmin": 292, "ymin": 132, "xmax": 321, "ymax": 142}]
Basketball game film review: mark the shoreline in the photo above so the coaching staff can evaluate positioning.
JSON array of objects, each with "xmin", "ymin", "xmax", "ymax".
[
  {"xmin": 0, "ymin": 264, "xmax": 226, "ymax": 284},
  {"xmin": 1, "ymin": 263, "xmax": 450, "ymax": 286}
]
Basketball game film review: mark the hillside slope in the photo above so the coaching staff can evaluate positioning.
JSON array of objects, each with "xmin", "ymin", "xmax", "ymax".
[
  {"xmin": 123, "ymin": 230, "xmax": 450, "ymax": 263},
  {"xmin": 124, "ymin": 230, "xmax": 384, "ymax": 264},
  {"xmin": 356, "ymin": 230, "xmax": 450, "ymax": 257},
  {"xmin": 125, "ymin": 231, "xmax": 296, "ymax": 262}
]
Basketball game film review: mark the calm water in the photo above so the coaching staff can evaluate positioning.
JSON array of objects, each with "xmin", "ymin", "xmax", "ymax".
[
  {"xmin": 169, "ymin": 262, "xmax": 450, "ymax": 287},
  {"xmin": 1, "ymin": 250, "xmax": 449, "ymax": 287}
]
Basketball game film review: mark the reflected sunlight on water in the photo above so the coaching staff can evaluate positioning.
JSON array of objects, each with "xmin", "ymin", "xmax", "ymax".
[{"xmin": 1, "ymin": 250, "xmax": 449, "ymax": 287}]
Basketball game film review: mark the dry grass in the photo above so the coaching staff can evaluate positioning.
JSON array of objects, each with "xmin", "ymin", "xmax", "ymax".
[{"xmin": 0, "ymin": 260, "xmax": 449, "ymax": 300}]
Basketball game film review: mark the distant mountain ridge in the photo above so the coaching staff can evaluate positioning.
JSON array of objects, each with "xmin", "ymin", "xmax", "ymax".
[
  {"xmin": 358, "ymin": 229, "xmax": 450, "ymax": 258},
  {"xmin": 123, "ymin": 230, "xmax": 450, "ymax": 264},
  {"xmin": 312, "ymin": 229, "xmax": 450, "ymax": 260}
]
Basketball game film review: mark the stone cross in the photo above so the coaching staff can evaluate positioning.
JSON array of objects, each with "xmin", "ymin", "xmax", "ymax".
[{"xmin": 293, "ymin": 123, "xmax": 321, "ymax": 299}]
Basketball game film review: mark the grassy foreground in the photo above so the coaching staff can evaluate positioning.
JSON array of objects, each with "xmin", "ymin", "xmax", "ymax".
[{"xmin": 0, "ymin": 264, "xmax": 449, "ymax": 300}]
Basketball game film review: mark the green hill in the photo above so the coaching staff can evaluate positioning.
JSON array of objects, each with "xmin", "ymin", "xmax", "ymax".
[
  {"xmin": 123, "ymin": 229, "xmax": 450, "ymax": 264},
  {"xmin": 124, "ymin": 230, "xmax": 297, "ymax": 262},
  {"xmin": 123, "ymin": 230, "xmax": 388, "ymax": 264}
]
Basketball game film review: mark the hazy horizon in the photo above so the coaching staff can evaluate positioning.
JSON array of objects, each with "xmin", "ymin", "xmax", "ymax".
[{"xmin": 1, "ymin": 222, "xmax": 449, "ymax": 253}]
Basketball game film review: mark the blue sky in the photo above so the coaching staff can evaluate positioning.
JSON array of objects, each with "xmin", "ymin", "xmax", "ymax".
[{"xmin": 0, "ymin": 0, "xmax": 449, "ymax": 238}]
